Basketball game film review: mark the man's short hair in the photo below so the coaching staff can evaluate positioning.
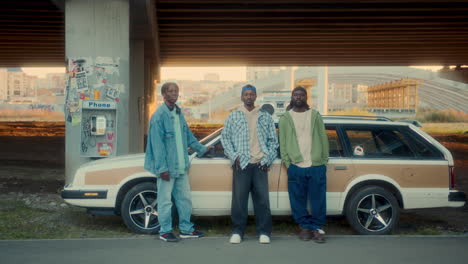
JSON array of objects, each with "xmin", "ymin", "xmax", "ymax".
[{"xmin": 161, "ymin": 82, "xmax": 178, "ymax": 95}]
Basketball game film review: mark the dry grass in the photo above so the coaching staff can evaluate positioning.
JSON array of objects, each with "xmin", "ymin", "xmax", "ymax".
[
  {"xmin": 0, "ymin": 199, "xmax": 132, "ymax": 239},
  {"xmin": 421, "ymin": 123, "xmax": 468, "ymax": 134},
  {"xmin": 417, "ymin": 109, "xmax": 468, "ymax": 123},
  {"xmin": 0, "ymin": 109, "xmax": 64, "ymax": 121}
]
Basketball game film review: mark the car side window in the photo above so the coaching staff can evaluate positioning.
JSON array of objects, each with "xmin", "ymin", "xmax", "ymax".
[
  {"xmin": 403, "ymin": 130, "xmax": 444, "ymax": 159},
  {"xmin": 326, "ymin": 128, "xmax": 344, "ymax": 157},
  {"xmin": 345, "ymin": 127, "xmax": 415, "ymax": 158}
]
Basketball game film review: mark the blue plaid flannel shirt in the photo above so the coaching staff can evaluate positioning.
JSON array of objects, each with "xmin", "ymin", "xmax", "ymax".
[{"xmin": 221, "ymin": 109, "xmax": 278, "ymax": 170}]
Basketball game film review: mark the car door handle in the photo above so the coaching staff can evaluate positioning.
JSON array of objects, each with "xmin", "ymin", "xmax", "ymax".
[{"xmin": 334, "ymin": 166, "xmax": 348, "ymax": 170}]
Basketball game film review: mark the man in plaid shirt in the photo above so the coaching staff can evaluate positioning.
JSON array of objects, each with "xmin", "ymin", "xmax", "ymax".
[{"xmin": 221, "ymin": 84, "xmax": 278, "ymax": 244}]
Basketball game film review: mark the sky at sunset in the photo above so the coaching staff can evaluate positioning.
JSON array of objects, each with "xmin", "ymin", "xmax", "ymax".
[
  {"xmin": 21, "ymin": 67, "xmax": 65, "ymax": 77},
  {"xmin": 20, "ymin": 65, "xmax": 444, "ymax": 81},
  {"xmin": 20, "ymin": 66, "xmax": 247, "ymax": 81}
]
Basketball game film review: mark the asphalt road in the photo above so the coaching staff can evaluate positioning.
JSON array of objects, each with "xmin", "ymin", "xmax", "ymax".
[{"xmin": 1, "ymin": 236, "xmax": 468, "ymax": 264}]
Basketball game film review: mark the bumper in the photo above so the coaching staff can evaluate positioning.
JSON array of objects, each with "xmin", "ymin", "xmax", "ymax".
[
  {"xmin": 61, "ymin": 190, "xmax": 107, "ymax": 199},
  {"xmin": 449, "ymin": 191, "xmax": 466, "ymax": 202}
]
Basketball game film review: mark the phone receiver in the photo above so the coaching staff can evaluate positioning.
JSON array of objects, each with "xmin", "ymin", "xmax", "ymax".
[{"xmin": 91, "ymin": 116, "xmax": 97, "ymax": 133}]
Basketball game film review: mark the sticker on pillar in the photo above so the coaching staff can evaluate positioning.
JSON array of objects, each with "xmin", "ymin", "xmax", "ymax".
[
  {"xmin": 70, "ymin": 58, "xmax": 94, "ymax": 76},
  {"xmin": 71, "ymin": 112, "xmax": 82, "ymax": 126},
  {"xmin": 66, "ymin": 101, "xmax": 82, "ymax": 126},
  {"xmin": 106, "ymin": 119, "xmax": 115, "ymax": 130},
  {"xmin": 97, "ymin": 142, "xmax": 114, "ymax": 156},
  {"xmin": 95, "ymin": 57, "xmax": 120, "ymax": 75},
  {"xmin": 75, "ymin": 71, "xmax": 89, "ymax": 92},
  {"xmin": 93, "ymin": 89, "xmax": 101, "ymax": 100},
  {"xmin": 106, "ymin": 84, "xmax": 121, "ymax": 101},
  {"xmin": 106, "ymin": 131, "xmax": 115, "ymax": 141},
  {"xmin": 93, "ymin": 66, "xmax": 112, "ymax": 88},
  {"xmin": 70, "ymin": 76, "xmax": 78, "ymax": 90},
  {"xmin": 67, "ymin": 101, "xmax": 79, "ymax": 113}
]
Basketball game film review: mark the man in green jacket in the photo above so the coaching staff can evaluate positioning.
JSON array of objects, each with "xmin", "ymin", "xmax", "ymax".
[{"xmin": 278, "ymin": 86, "xmax": 329, "ymax": 243}]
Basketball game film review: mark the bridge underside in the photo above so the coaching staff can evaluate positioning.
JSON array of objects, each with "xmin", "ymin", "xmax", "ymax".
[{"xmin": 1, "ymin": 0, "xmax": 468, "ymax": 67}]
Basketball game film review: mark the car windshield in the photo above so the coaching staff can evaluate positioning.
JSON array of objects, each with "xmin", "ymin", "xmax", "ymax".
[
  {"xmin": 188, "ymin": 127, "xmax": 223, "ymax": 155},
  {"xmin": 199, "ymin": 127, "xmax": 223, "ymax": 145}
]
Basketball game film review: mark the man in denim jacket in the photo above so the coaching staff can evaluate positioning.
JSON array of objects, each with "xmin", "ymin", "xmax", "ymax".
[
  {"xmin": 221, "ymin": 84, "xmax": 278, "ymax": 244},
  {"xmin": 144, "ymin": 82, "xmax": 210, "ymax": 242}
]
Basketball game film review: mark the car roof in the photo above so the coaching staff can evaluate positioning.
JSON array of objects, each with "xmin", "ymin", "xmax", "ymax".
[{"xmin": 323, "ymin": 119, "xmax": 410, "ymax": 126}]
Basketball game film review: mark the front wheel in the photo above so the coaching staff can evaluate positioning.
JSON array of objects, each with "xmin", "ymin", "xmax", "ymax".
[
  {"xmin": 345, "ymin": 186, "xmax": 400, "ymax": 235},
  {"xmin": 121, "ymin": 182, "xmax": 160, "ymax": 234}
]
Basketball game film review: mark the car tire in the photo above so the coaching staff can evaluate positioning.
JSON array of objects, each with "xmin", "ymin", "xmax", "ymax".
[
  {"xmin": 345, "ymin": 186, "xmax": 400, "ymax": 235},
  {"xmin": 121, "ymin": 182, "xmax": 160, "ymax": 234}
]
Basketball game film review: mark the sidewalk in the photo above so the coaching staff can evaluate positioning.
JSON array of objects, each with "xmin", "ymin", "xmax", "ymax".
[{"xmin": 1, "ymin": 236, "xmax": 468, "ymax": 264}]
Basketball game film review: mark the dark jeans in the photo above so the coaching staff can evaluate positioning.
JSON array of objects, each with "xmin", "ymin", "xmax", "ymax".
[
  {"xmin": 231, "ymin": 163, "xmax": 272, "ymax": 237},
  {"xmin": 287, "ymin": 164, "xmax": 327, "ymax": 231}
]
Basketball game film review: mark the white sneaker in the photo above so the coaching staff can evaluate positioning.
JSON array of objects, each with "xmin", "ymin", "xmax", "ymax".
[
  {"xmin": 318, "ymin": 229, "xmax": 325, "ymax": 235},
  {"xmin": 229, "ymin": 234, "xmax": 242, "ymax": 244},
  {"xmin": 259, "ymin": 234, "xmax": 270, "ymax": 244}
]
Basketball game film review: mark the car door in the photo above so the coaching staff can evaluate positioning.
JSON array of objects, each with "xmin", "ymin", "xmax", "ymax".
[{"xmin": 188, "ymin": 135, "xmax": 280, "ymax": 215}]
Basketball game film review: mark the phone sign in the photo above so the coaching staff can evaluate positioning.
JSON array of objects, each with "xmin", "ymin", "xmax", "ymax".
[{"xmin": 83, "ymin": 100, "xmax": 116, "ymax": 110}]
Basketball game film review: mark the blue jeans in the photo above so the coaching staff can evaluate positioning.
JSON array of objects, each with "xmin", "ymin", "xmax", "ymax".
[
  {"xmin": 157, "ymin": 174, "xmax": 194, "ymax": 235},
  {"xmin": 287, "ymin": 164, "xmax": 327, "ymax": 230}
]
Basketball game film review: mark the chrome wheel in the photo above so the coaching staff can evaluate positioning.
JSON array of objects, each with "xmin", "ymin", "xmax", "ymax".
[
  {"xmin": 356, "ymin": 194, "xmax": 393, "ymax": 232},
  {"xmin": 128, "ymin": 190, "xmax": 159, "ymax": 230}
]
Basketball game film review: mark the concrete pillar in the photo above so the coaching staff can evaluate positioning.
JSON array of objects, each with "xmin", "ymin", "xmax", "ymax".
[
  {"xmin": 317, "ymin": 66, "xmax": 329, "ymax": 114},
  {"xmin": 289, "ymin": 66, "xmax": 295, "ymax": 90},
  {"xmin": 284, "ymin": 66, "xmax": 295, "ymax": 90},
  {"xmin": 65, "ymin": 0, "xmax": 130, "ymax": 183},
  {"xmin": 129, "ymin": 40, "xmax": 145, "ymax": 153},
  {"xmin": 142, "ymin": 60, "xmax": 160, "ymax": 152}
]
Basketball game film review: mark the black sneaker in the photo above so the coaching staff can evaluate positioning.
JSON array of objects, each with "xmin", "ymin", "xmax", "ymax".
[
  {"xmin": 179, "ymin": 230, "xmax": 204, "ymax": 238},
  {"xmin": 159, "ymin": 233, "xmax": 180, "ymax": 242}
]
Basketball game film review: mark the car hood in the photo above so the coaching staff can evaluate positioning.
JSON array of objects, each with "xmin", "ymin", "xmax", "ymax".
[{"xmin": 80, "ymin": 153, "xmax": 145, "ymax": 169}]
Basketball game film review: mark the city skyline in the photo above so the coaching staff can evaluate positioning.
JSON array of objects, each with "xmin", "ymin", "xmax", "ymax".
[
  {"xmin": 17, "ymin": 65, "xmax": 446, "ymax": 82},
  {"xmin": 18, "ymin": 66, "xmax": 248, "ymax": 82}
]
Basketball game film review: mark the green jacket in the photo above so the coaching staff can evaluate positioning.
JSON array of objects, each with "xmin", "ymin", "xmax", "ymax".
[{"xmin": 278, "ymin": 109, "xmax": 329, "ymax": 168}]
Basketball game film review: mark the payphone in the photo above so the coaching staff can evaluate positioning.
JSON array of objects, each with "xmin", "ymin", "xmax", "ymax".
[{"xmin": 80, "ymin": 100, "xmax": 117, "ymax": 157}]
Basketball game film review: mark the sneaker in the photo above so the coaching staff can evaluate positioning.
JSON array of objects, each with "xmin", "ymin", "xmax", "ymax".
[
  {"xmin": 159, "ymin": 233, "xmax": 179, "ymax": 242},
  {"xmin": 180, "ymin": 230, "xmax": 205, "ymax": 238},
  {"xmin": 259, "ymin": 234, "xmax": 270, "ymax": 244},
  {"xmin": 298, "ymin": 228, "xmax": 312, "ymax": 241},
  {"xmin": 311, "ymin": 230, "xmax": 326, "ymax": 243},
  {"xmin": 229, "ymin": 234, "xmax": 242, "ymax": 244},
  {"xmin": 317, "ymin": 229, "xmax": 326, "ymax": 235}
]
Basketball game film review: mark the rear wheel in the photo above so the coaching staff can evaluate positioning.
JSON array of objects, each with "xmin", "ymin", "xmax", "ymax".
[
  {"xmin": 345, "ymin": 186, "xmax": 400, "ymax": 235},
  {"xmin": 121, "ymin": 182, "xmax": 160, "ymax": 234}
]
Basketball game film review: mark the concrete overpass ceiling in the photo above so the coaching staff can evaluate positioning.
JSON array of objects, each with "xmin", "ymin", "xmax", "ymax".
[
  {"xmin": 0, "ymin": 0, "xmax": 64, "ymax": 67},
  {"xmin": 1, "ymin": 0, "xmax": 468, "ymax": 67},
  {"xmin": 157, "ymin": 0, "xmax": 468, "ymax": 66}
]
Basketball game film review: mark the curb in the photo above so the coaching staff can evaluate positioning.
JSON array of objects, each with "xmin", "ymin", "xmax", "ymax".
[{"xmin": 1, "ymin": 234, "xmax": 468, "ymax": 242}]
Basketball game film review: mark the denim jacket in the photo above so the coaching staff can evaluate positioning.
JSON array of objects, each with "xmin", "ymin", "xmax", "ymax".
[{"xmin": 144, "ymin": 103, "xmax": 207, "ymax": 178}]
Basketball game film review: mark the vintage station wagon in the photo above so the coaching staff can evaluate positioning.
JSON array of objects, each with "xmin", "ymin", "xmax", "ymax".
[{"xmin": 62, "ymin": 116, "xmax": 466, "ymax": 235}]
